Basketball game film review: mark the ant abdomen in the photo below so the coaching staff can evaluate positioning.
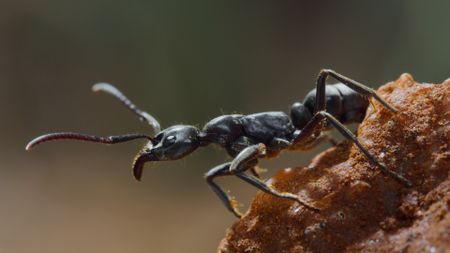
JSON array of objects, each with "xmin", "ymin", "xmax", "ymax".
[
  {"xmin": 302, "ymin": 83, "xmax": 369, "ymax": 125},
  {"xmin": 335, "ymin": 83, "xmax": 369, "ymax": 123}
]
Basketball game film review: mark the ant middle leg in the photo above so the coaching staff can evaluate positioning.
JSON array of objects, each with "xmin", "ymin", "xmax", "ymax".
[
  {"xmin": 314, "ymin": 69, "xmax": 397, "ymax": 113},
  {"xmin": 230, "ymin": 144, "xmax": 320, "ymax": 212}
]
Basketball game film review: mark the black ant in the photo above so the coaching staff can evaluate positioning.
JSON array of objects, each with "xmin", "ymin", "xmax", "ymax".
[{"xmin": 26, "ymin": 69, "xmax": 412, "ymax": 218}]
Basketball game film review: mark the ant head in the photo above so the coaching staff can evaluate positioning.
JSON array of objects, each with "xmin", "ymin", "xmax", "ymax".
[
  {"xmin": 149, "ymin": 125, "xmax": 201, "ymax": 160},
  {"xmin": 26, "ymin": 83, "xmax": 206, "ymax": 182},
  {"xmin": 133, "ymin": 125, "xmax": 201, "ymax": 180}
]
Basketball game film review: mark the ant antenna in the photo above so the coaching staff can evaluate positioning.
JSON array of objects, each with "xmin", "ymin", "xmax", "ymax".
[
  {"xmin": 92, "ymin": 83, "xmax": 161, "ymax": 134},
  {"xmin": 26, "ymin": 132, "xmax": 153, "ymax": 151}
]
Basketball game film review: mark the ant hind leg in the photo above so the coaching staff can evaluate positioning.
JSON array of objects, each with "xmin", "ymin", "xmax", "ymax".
[
  {"xmin": 294, "ymin": 111, "xmax": 412, "ymax": 187},
  {"xmin": 313, "ymin": 69, "xmax": 397, "ymax": 113}
]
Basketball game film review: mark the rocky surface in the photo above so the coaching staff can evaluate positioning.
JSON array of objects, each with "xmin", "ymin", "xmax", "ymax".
[{"xmin": 218, "ymin": 74, "xmax": 450, "ymax": 253}]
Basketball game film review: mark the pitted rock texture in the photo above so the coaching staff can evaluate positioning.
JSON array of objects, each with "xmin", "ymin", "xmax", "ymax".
[{"xmin": 218, "ymin": 74, "xmax": 449, "ymax": 253}]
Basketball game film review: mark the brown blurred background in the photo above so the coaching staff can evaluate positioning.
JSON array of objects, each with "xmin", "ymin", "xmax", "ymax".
[{"xmin": 0, "ymin": 1, "xmax": 449, "ymax": 252}]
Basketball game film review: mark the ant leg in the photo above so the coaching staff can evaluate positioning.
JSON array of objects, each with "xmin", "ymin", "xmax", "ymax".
[
  {"xmin": 324, "ymin": 133, "xmax": 338, "ymax": 146},
  {"xmin": 205, "ymin": 162, "xmax": 243, "ymax": 218},
  {"xmin": 230, "ymin": 144, "xmax": 320, "ymax": 212},
  {"xmin": 320, "ymin": 111, "xmax": 412, "ymax": 186},
  {"xmin": 314, "ymin": 69, "xmax": 397, "ymax": 113},
  {"xmin": 229, "ymin": 144, "xmax": 266, "ymax": 173},
  {"xmin": 295, "ymin": 111, "xmax": 412, "ymax": 187},
  {"xmin": 92, "ymin": 83, "xmax": 161, "ymax": 134},
  {"xmin": 249, "ymin": 167, "xmax": 261, "ymax": 179},
  {"xmin": 236, "ymin": 172, "xmax": 319, "ymax": 212}
]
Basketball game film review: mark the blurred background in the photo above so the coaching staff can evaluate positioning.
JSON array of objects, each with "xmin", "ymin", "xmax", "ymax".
[{"xmin": 0, "ymin": 1, "xmax": 449, "ymax": 252}]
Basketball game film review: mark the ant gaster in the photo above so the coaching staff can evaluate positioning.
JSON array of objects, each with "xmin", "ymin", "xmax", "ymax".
[{"xmin": 26, "ymin": 69, "xmax": 412, "ymax": 218}]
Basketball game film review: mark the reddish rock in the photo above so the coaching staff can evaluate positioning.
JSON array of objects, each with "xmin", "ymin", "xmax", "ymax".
[{"xmin": 218, "ymin": 74, "xmax": 450, "ymax": 253}]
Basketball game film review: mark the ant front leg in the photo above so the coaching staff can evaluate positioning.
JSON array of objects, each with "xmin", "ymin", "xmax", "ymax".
[
  {"xmin": 230, "ymin": 144, "xmax": 320, "ymax": 212},
  {"xmin": 205, "ymin": 162, "xmax": 243, "ymax": 218},
  {"xmin": 314, "ymin": 69, "xmax": 397, "ymax": 113}
]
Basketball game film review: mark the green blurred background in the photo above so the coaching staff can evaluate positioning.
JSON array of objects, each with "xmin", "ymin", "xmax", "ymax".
[{"xmin": 1, "ymin": 1, "xmax": 449, "ymax": 252}]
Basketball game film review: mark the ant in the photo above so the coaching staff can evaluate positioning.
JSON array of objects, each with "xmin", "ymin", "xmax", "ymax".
[{"xmin": 26, "ymin": 69, "xmax": 412, "ymax": 218}]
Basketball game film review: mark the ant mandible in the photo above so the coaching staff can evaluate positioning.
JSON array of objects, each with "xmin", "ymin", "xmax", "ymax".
[{"xmin": 26, "ymin": 69, "xmax": 412, "ymax": 218}]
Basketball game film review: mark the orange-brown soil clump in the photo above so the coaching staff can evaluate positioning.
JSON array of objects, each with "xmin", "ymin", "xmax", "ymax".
[{"xmin": 218, "ymin": 74, "xmax": 449, "ymax": 253}]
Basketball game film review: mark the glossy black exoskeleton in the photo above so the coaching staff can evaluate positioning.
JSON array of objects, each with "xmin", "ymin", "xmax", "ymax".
[{"xmin": 26, "ymin": 69, "xmax": 412, "ymax": 218}]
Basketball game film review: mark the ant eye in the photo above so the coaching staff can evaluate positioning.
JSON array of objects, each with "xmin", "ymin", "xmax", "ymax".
[{"xmin": 163, "ymin": 135, "xmax": 177, "ymax": 146}]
